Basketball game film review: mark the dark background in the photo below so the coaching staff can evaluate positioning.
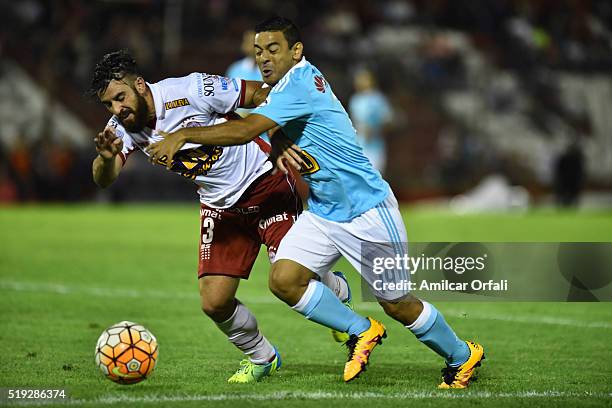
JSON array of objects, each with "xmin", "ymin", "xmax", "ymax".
[{"xmin": 1, "ymin": 0, "xmax": 611, "ymax": 206}]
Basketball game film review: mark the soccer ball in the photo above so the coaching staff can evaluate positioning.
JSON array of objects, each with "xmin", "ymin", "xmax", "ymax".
[{"xmin": 94, "ymin": 321, "xmax": 158, "ymax": 384}]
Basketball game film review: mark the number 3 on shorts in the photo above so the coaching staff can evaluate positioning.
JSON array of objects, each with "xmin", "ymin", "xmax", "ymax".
[{"xmin": 202, "ymin": 217, "xmax": 215, "ymax": 244}]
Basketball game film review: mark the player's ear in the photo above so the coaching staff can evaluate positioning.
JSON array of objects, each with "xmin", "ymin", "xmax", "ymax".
[
  {"xmin": 292, "ymin": 42, "xmax": 304, "ymax": 62},
  {"xmin": 134, "ymin": 76, "xmax": 147, "ymax": 95}
]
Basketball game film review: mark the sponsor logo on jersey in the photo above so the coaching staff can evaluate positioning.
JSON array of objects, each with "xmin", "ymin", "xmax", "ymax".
[
  {"xmin": 153, "ymin": 120, "xmax": 224, "ymax": 179},
  {"xmin": 299, "ymin": 150, "xmax": 321, "ymax": 175},
  {"xmin": 199, "ymin": 208, "xmax": 222, "ymax": 219},
  {"xmin": 314, "ymin": 75, "xmax": 326, "ymax": 93},
  {"xmin": 268, "ymin": 247, "xmax": 277, "ymax": 262},
  {"xmin": 220, "ymin": 77, "xmax": 228, "ymax": 90},
  {"xmin": 259, "ymin": 212, "xmax": 289, "ymax": 230},
  {"xmin": 155, "ymin": 146, "xmax": 224, "ymax": 180},
  {"xmin": 164, "ymin": 98, "xmax": 190, "ymax": 110},
  {"xmin": 230, "ymin": 206, "xmax": 260, "ymax": 214},
  {"xmin": 200, "ymin": 75, "xmax": 216, "ymax": 97}
]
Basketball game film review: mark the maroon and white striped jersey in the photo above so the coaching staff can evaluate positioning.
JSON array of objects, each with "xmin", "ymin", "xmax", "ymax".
[{"xmin": 107, "ymin": 73, "xmax": 271, "ymax": 208}]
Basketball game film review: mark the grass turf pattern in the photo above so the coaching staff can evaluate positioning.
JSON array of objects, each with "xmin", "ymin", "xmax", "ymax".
[{"xmin": 0, "ymin": 205, "xmax": 611, "ymax": 407}]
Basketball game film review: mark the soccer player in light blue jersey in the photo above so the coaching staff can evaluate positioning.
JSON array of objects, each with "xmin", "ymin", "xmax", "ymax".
[
  {"xmin": 147, "ymin": 16, "xmax": 485, "ymax": 388},
  {"xmin": 349, "ymin": 69, "xmax": 392, "ymax": 174}
]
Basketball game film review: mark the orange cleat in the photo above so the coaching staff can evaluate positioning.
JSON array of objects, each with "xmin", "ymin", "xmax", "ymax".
[
  {"xmin": 343, "ymin": 317, "xmax": 387, "ymax": 382},
  {"xmin": 438, "ymin": 341, "xmax": 485, "ymax": 389}
]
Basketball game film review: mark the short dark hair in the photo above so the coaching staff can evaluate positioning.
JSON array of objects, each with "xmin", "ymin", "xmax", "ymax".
[
  {"xmin": 88, "ymin": 50, "xmax": 140, "ymax": 97},
  {"xmin": 255, "ymin": 16, "xmax": 301, "ymax": 48}
]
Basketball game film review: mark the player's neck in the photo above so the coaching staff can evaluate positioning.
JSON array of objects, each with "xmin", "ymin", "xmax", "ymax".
[{"xmin": 271, "ymin": 61, "xmax": 301, "ymax": 86}]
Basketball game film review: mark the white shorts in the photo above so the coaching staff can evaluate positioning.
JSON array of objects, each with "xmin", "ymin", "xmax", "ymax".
[{"xmin": 275, "ymin": 191, "xmax": 410, "ymax": 301}]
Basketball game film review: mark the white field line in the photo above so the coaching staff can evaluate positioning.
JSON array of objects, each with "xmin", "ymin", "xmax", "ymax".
[
  {"xmin": 7, "ymin": 390, "xmax": 611, "ymax": 406},
  {"xmin": 1, "ymin": 280, "xmax": 611, "ymax": 329},
  {"xmin": 0, "ymin": 280, "xmax": 197, "ymax": 300}
]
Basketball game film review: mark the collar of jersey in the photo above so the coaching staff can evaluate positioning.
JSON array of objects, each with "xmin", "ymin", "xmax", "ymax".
[
  {"xmin": 147, "ymin": 81, "xmax": 165, "ymax": 122},
  {"xmin": 272, "ymin": 57, "xmax": 308, "ymax": 91}
]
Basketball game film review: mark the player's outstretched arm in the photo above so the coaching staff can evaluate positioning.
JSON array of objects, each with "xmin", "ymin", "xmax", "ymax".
[
  {"xmin": 241, "ymin": 81, "xmax": 270, "ymax": 108},
  {"xmin": 92, "ymin": 127, "xmax": 124, "ymax": 188},
  {"xmin": 146, "ymin": 114, "xmax": 277, "ymax": 170}
]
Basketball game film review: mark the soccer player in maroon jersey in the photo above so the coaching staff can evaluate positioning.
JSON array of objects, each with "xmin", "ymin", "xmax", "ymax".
[{"xmin": 89, "ymin": 50, "xmax": 353, "ymax": 383}]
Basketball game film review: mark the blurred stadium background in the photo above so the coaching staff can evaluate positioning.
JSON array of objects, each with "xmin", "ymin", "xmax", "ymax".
[
  {"xmin": 1, "ymin": 2, "xmax": 612, "ymax": 405},
  {"xmin": 2, "ymin": 0, "xmax": 612, "ymax": 210}
]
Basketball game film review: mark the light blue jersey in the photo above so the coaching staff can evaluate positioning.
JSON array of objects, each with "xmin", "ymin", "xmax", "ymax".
[
  {"xmin": 253, "ymin": 58, "xmax": 389, "ymax": 222},
  {"xmin": 226, "ymin": 57, "xmax": 262, "ymax": 81},
  {"xmin": 349, "ymin": 90, "xmax": 391, "ymax": 152},
  {"xmin": 349, "ymin": 90, "xmax": 392, "ymax": 173}
]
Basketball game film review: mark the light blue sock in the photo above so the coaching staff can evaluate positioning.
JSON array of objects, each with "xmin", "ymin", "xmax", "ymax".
[
  {"xmin": 408, "ymin": 301, "xmax": 470, "ymax": 367},
  {"xmin": 293, "ymin": 280, "xmax": 370, "ymax": 336}
]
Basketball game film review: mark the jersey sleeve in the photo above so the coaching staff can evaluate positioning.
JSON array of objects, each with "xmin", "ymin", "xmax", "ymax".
[
  {"xmin": 189, "ymin": 73, "xmax": 245, "ymax": 114},
  {"xmin": 106, "ymin": 117, "xmax": 135, "ymax": 165},
  {"xmin": 251, "ymin": 79, "xmax": 312, "ymax": 127}
]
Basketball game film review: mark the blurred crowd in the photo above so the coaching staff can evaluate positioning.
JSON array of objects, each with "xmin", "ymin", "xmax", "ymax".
[{"xmin": 1, "ymin": 0, "xmax": 611, "ymax": 205}]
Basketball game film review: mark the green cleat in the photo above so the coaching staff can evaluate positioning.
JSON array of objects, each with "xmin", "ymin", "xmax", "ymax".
[
  {"xmin": 331, "ymin": 271, "xmax": 354, "ymax": 343},
  {"xmin": 227, "ymin": 348, "xmax": 281, "ymax": 383}
]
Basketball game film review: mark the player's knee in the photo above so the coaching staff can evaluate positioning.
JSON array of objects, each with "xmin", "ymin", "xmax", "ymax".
[
  {"xmin": 200, "ymin": 295, "xmax": 235, "ymax": 322},
  {"xmin": 379, "ymin": 300, "xmax": 401, "ymax": 317},
  {"xmin": 268, "ymin": 267, "xmax": 291, "ymax": 300},
  {"xmin": 269, "ymin": 263, "xmax": 301, "ymax": 304}
]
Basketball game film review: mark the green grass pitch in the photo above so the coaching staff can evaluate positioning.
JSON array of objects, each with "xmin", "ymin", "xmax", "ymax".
[{"xmin": 0, "ymin": 205, "xmax": 611, "ymax": 407}]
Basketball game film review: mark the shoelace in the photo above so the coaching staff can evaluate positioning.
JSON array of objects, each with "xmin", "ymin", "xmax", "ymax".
[
  {"xmin": 235, "ymin": 360, "xmax": 253, "ymax": 375},
  {"xmin": 441, "ymin": 365, "xmax": 459, "ymax": 385},
  {"xmin": 344, "ymin": 335, "xmax": 360, "ymax": 360}
]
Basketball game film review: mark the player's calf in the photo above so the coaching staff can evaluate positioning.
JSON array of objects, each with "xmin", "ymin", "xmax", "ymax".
[
  {"xmin": 215, "ymin": 301, "xmax": 278, "ymax": 373},
  {"xmin": 326, "ymin": 271, "xmax": 353, "ymax": 343},
  {"xmin": 378, "ymin": 294, "xmax": 423, "ymax": 325},
  {"xmin": 199, "ymin": 275, "xmax": 241, "ymax": 322},
  {"xmin": 200, "ymin": 296, "xmax": 237, "ymax": 322},
  {"xmin": 199, "ymin": 276, "xmax": 278, "ymax": 378},
  {"xmin": 381, "ymin": 298, "xmax": 483, "ymax": 388}
]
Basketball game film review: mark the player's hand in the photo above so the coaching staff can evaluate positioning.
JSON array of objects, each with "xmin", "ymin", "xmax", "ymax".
[
  {"xmin": 252, "ymin": 85, "xmax": 271, "ymax": 106},
  {"xmin": 270, "ymin": 132, "xmax": 305, "ymax": 174},
  {"xmin": 145, "ymin": 130, "xmax": 186, "ymax": 170},
  {"xmin": 276, "ymin": 145, "xmax": 304, "ymax": 174},
  {"xmin": 94, "ymin": 127, "xmax": 123, "ymax": 161}
]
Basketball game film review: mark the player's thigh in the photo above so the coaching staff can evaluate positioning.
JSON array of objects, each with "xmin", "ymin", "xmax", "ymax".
[
  {"xmin": 198, "ymin": 204, "xmax": 260, "ymax": 280},
  {"xmin": 330, "ymin": 192, "xmax": 410, "ymax": 301},
  {"xmin": 275, "ymin": 211, "xmax": 341, "ymax": 278},
  {"xmin": 358, "ymin": 191, "xmax": 407, "ymax": 244},
  {"xmin": 256, "ymin": 170, "xmax": 303, "ymax": 263}
]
